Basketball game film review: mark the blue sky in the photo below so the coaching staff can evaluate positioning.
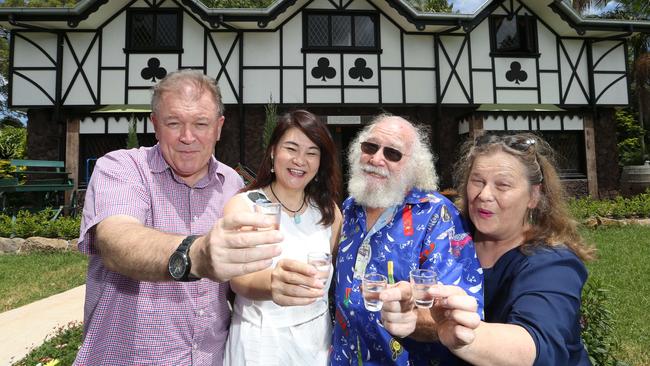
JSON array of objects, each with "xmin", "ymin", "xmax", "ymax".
[{"xmin": 449, "ymin": 0, "xmax": 488, "ymax": 13}]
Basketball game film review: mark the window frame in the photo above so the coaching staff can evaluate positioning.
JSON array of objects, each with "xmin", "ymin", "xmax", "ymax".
[
  {"xmin": 488, "ymin": 14, "xmax": 539, "ymax": 58},
  {"xmin": 535, "ymin": 130, "xmax": 587, "ymax": 179},
  {"xmin": 479, "ymin": 130, "xmax": 587, "ymax": 179},
  {"xmin": 125, "ymin": 8, "xmax": 183, "ymax": 54},
  {"xmin": 302, "ymin": 10, "xmax": 380, "ymax": 53}
]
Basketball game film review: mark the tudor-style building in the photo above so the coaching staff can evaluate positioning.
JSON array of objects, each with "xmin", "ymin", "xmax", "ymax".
[{"xmin": 1, "ymin": 0, "xmax": 649, "ymax": 200}]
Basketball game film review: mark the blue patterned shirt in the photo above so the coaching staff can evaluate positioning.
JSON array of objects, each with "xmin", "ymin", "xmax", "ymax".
[{"xmin": 331, "ymin": 189, "xmax": 484, "ymax": 365}]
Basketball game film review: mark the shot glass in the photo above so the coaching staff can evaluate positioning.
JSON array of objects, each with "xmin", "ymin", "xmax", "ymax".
[
  {"xmin": 307, "ymin": 252, "xmax": 332, "ymax": 286},
  {"xmin": 254, "ymin": 201, "xmax": 281, "ymax": 230},
  {"xmin": 362, "ymin": 273, "xmax": 387, "ymax": 312},
  {"xmin": 410, "ymin": 268, "xmax": 437, "ymax": 308}
]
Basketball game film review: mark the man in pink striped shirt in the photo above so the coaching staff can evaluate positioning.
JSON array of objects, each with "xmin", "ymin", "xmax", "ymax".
[{"xmin": 75, "ymin": 70, "xmax": 283, "ymax": 365}]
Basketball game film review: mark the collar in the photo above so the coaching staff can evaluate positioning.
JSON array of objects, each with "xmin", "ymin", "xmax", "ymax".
[
  {"xmin": 351, "ymin": 188, "xmax": 442, "ymax": 209},
  {"xmin": 403, "ymin": 188, "xmax": 444, "ymax": 205}
]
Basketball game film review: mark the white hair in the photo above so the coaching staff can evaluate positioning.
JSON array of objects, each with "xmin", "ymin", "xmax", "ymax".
[{"xmin": 346, "ymin": 115, "xmax": 438, "ymax": 207}]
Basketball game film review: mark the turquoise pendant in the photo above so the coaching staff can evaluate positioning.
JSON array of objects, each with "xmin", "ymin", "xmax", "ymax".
[{"xmin": 294, "ymin": 213, "xmax": 301, "ymax": 224}]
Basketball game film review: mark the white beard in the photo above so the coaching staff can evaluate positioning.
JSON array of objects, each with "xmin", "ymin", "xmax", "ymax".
[{"xmin": 348, "ymin": 162, "xmax": 413, "ymax": 208}]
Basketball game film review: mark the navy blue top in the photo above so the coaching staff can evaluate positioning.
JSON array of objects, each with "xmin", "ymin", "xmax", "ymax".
[{"xmin": 483, "ymin": 246, "xmax": 591, "ymax": 366}]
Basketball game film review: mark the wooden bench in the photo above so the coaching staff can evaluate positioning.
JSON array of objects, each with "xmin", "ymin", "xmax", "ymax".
[{"xmin": 0, "ymin": 159, "xmax": 74, "ymax": 213}]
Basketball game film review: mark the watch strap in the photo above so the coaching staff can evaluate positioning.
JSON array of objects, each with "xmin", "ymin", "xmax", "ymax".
[{"xmin": 177, "ymin": 235, "xmax": 200, "ymax": 282}]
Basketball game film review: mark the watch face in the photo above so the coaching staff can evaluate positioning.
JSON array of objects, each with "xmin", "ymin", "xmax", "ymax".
[{"xmin": 169, "ymin": 252, "xmax": 186, "ymax": 279}]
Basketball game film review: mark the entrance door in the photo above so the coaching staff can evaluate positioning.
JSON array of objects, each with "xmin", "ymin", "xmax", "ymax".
[{"xmin": 328, "ymin": 124, "xmax": 362, "ymax": 201}]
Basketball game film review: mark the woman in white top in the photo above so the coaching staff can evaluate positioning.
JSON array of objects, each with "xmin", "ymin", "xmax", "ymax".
[{"xmin": 223, "ymin": 110, "xmax": 342, "ymax": 366}]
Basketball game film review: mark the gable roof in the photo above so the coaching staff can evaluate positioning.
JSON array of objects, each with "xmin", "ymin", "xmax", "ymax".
[{"xmin": 0, "ymin": 0, "xmax": 648, "ymax": 37}]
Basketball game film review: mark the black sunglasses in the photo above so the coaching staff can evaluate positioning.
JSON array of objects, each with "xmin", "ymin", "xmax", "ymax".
[
  {"xmin": 475, "ymin": 134, "xmax": 537, "ymax": 152},
  {"xmin": 360, "ymin": 141, "xmax": 404, "ymax": 162}
]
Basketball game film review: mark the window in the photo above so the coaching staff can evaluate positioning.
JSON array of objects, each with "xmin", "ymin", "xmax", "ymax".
[
  {"xmin": 126, "ymin": 9, "xmax": 181, "ymax": 52},
  {"xmin": 479, "ymin": 130, "xmax": 586, "ymax": 178},
  {"xmin": 537, "ymin": 131, "xmax": 586, "ymax": 178},
  {"xmin": 304, "ymin": 12, "xmax": 379, "ymax": 51},
  {"xmin": 489, "ymin": 15, "xmax": 538, "ymax": 56}
]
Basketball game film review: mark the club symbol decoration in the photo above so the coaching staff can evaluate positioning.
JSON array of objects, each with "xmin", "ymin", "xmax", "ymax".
[
  {"xmin": 505, "ymin": 61, "xmax": 527, "ymax": 85},
  {"xmin": 311, "ymin": 57, "xmax": 336, "ymax": 82},
  {"xmin": 141, "ymin": 57, "xmax": 167, "ymax": 82},
  {"xmin": 348, "ymin": 58, "xmax": 373, "ymax": 82}
]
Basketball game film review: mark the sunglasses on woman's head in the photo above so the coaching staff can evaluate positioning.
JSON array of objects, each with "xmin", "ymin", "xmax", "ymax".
[
  {"xmin": 474, "ymin": 134, "xmax": 544, "ymax": 182},
  {"xmin": 360, "ymin": 141, "xmax": 404, "ymax": 162},
  {"xmin": 475, "ymin": 134, "xmax": 537, "ymax": 152}
]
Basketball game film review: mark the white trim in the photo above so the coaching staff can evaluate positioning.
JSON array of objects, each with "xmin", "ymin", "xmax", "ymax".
[
  {"xmin": 563, "ymin": 116, "xmax": 584, "ymax": 130},
  {"xmin": 458, "ymin": 119, "xmax": 469, "ymax": 134},
  {"xmin": 484, "ymin": 115, "xmax": 505, "ymax": 130},
  {"xmin": 539, "ymin": 115, "xmax": 562, "ymax": 130},
  {"xmin": 327, "ymin": 116, "xmax": 361, "ymax": 125},
  {"xmin": 506, "ymin": 115, "xmax": 529, "ymax": 130}
]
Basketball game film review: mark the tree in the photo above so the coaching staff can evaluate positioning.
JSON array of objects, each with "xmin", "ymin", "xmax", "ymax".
[
  {"xmin": 126, "ymin": 116, "xmax": 139, "ymax": 149},
  {"xmin": 570, "ymin": 0, "xmax": 608, "ymax": 14},
  {"xmin": 198, "ymin": 0, "xmax": 273, "ymax": 7},
  {"xmin": 595, "ymin": 0, "xmax": 650, "ymax": 160},
  {"xmin": 263, "ymin": 95, "xmax": 277, "ymax": 151},
  {"xmin": 407, "ymin": 0, "xmax": 452, "ymax": 13},
  {"xmin": 0, "ymin": 1, "xmax": 78, "ymax": 7},
  {"xmin": 0, "ymin": 125, "xmax": 26, "ymax": 159}
]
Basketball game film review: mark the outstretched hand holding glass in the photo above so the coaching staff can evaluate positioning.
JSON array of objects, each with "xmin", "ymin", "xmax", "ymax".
[
  {"xmin": 254, "ymin": 201, "xmax": 281, "ymax": 230},
  {"xmin": 410, "ymin": 269, "xmax": 437, "ymax": 308},
  {"xmin": 307, "ymin": 252, "xmax": 332, "ymax": 286},
  {"xmin": 362, "ymin": 272, "xmax": 388, "ymax": 312}
]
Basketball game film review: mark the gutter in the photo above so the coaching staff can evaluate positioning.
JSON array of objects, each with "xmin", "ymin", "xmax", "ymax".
[
  {"xmin": 178, "ymin": 0, "xmax": 299, "ymax": 28},
  {"xmin": 0, "ymin": 0, "xmax": 98, "ymax": 16},
  {"xmin": 0, "ymin": 0, "xmax": 109, "ymax": 27},
  {"xmin": 550, "ymin": 0, "xmax": 650, "ymax": 33}
]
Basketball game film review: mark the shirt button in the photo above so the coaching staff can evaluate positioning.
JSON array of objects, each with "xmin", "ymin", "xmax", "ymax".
[
  {"xmin": 198, "ymin": 309, "xmax": 205, "ymax": 316},
  {"xmin": 192, "ymin": 343, "xmax": 198, "ymax": 350},
  {"xmin": 193, "ymin": 215, "xmax": 198, "ymax": 221}
]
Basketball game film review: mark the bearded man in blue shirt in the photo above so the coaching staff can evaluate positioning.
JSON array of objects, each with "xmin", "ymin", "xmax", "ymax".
[{"xmin": 330, "ymin": 114, "xmax": 483, "ymax": 365}]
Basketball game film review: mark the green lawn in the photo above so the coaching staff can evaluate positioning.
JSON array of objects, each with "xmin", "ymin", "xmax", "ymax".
[
  {"xmin": 581, "ymin": 225, "xmax": 650, "ymax": 366},
  {"xmin": 0, "ymin": 250, "xmax": 87, "ymax": 312}
]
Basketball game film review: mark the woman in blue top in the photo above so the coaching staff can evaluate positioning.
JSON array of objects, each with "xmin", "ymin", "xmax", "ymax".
[{"xmin": 381, "ymin": 133, "xmax": 595, "ymax": 366}]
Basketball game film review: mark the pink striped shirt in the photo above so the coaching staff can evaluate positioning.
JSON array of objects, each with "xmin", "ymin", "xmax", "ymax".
[{"xmin": 75, "ymin": 144, "xmax": 243, "ymax": 365}]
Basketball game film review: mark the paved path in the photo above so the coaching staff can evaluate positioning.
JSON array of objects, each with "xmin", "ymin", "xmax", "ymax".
[{"xmin": 0, "ymin": 285, "xmax": 85, "ymax": 366}]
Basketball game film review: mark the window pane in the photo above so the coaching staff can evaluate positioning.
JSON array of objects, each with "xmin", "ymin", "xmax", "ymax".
[
  {"xmin": 538, "ymin": 132, "xmax": 585, "ymax": 176},
  {"xmin": 495, "ymin": 16, "xmax": 521, "ymax": 52},
  {"xmin": 131, "ymin": 13, "xmax": 154, "ymax": 49},
  {"xmin": 519, "ymin": 16, "xmax": 536, "ymax": 53},
  {"xmin": 332, "ymin": 16, "xmax": 351, "ymax": 47},
  {"xmin": 308, "ymin": 15, "xmax": 329, "ymax": 47},
  {"xmin": 156, "ymin": 13, "xmax": 178, "ymax": 48},
  {"xmin": 355, "ymin": 16, "xmax": 375, "ymax": 47},
  {"xmin": 471, "ymin": 130, "xmax": 585, "ymax": 177}
]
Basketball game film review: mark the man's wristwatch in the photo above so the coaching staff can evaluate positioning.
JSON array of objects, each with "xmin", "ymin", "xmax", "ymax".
[{"xmin": 168, "ymin": 235, "xmax": 201, "ymax": 282}]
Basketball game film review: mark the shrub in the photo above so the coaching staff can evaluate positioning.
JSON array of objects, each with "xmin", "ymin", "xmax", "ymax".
[
  {"xmin": 0, "ymin": 125, "xmax": 26, "ymax": 159},
  {"xmin": 0, "ymin": 213, "xmax": 12, "ymax": 237},
  {"xmin": 581, "ymin": 278, "xmax": 629, "ymax": 366},
  {"xmin": 0, "ymin": 209, "xmax": 80, "ymax": 240},
  {"xmin": 568, "ymin": 189, "xmax": 650, "ymax": 220},
  {"xmin": 0, "ymin": 158, "xmax": 16, "ymax": 179},
  {"xmin": 54, "ymin": 215, "xmax": 82, "ymax": 239},
  {"xmin": 615, "ymin": 108, "xmax": 645, "ymax": 166}
]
